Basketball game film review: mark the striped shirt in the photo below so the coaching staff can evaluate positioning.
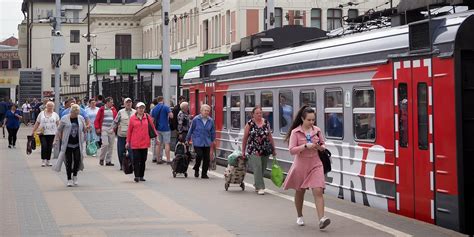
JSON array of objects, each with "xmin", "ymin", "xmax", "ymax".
[{"xmin": 102, "ymin": 107, "xmax": 114, "ymax": 130}]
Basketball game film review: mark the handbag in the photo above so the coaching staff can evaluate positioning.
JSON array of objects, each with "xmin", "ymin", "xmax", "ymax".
[
  {"xmin": 146, "ymin": 114, "xmax": 157, "ymax": 139},
  {"xmin": 271, "ymin": 156, "xmax": 284, "ymax": 187},
  {"xmin": 317, "ymin": 132, "xmax": 332, "ymax": 174},
  {"xmin": 34, "ymin": 133, "xmax": 41, "ymax": 148},
  {"xmin": 123, "ymin": 150, "xmax": 134, "ymax": 175},
  {"xmin": 26, "ymin": 135, "xmax": 34, "ymax": 155},
  {"xmin": 210, "ymin": 147, "xmax": 217, "ymax": 170}
]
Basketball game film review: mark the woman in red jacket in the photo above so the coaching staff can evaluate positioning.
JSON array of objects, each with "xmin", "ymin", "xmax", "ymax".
[{"xmin": 126, "ymin": 102, "xmax": 157, "ymax": 182}]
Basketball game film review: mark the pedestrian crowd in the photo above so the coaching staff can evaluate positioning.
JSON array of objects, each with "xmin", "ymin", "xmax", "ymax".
[{"xmin": 1, "ymin": 94, "xmax": 331, "ymax": 230}]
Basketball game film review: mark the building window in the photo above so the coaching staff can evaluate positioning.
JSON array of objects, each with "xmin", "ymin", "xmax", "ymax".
[
  {"xmin": 0, "ymin": 61, "xmax": 9, "ymax": 69},
  {"xmin": 279, "ymin": 91, "xmax": 293, "ymax": 134},
  {"xmin": 325, "ymin": 89, "xmax": 344, "ymax": 139},
  {"xmin": 70, "ymin": 53, "xmax": 80, "ymax": 66},
  {"xmin": 226, "ymin": 10, "xmax": 231, "ymax": 44},
  {"xmin": 311, "ymin": 8, "xmax": 322, "ymax": 29},
  {"xmin": 261, "ymin": 91, "xmax": 274, "ymax": 131},
  {"xmin": 231, "ymin": 94, "xmax": 240, "ymax": 130},
  {"xmin": 348, "ymin": 9, "xmax": 359, "ymax": 20},
  {"xmin": 12, "ymin": 60, "xmax": 21, "ymax": 69},
  {"xmin": 115, "ymin": 34, "xmax": 132, "ymax": 59},
  {"xmin": 353, "ymin": 88, "xmax": 375, "ymax": 142},
  {"xmin": 70, "ymin": 75, "xmax": 80, "ymax": 87},
  {"xmin": 203, "ymin": 19, "xmax": 209, "ymax": 50},
  {"xmin": 51, "ymin": 74, "xmax": 61, "ymax": 87},
  {"xmin": 327, "ymin": 9, "xmax": 342, "ymax": 31},
  {"xmin": 70, "ymin": 30, "xmax": 80, "ymax": 43},
  {"xmin": 275, "ymin": 8, "xmax": 282, "ymax": 27}
]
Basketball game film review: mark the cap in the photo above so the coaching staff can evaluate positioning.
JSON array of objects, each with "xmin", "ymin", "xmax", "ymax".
[
  {"xmin": 136, "ymin": 102, "xmax": 146, "ymax": 108},
  {"xmin": 124, "ymin": 97, "xmax": 132, "ymax": 103}
]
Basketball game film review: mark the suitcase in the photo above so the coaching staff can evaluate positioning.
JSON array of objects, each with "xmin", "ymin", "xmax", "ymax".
[
  {"xmin": 224, "ymin": 156, "xmax": 246, "ymax": 191},
  {"xmin": 172, "ymin": 142, "xmax": 189, "ymax": 178}
]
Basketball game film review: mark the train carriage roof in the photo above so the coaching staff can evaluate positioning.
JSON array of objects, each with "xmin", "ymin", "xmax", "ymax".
[{"xmin": 183, "ymin": 10, "xmax": 474, "ymax": 83}]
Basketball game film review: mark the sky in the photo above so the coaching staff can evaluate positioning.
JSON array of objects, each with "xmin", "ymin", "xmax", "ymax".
[{"xmin": 0, "ymin": 0, "xmax": 24, "ymax": 40}]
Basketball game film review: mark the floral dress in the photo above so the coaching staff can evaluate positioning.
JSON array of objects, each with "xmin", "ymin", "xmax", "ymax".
[{"xmin": 246, "ymin": 119, "xmax": 272, "ymax": 156}]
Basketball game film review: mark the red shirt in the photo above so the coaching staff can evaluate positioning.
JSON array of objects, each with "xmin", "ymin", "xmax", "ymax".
[{"xmin": 126, "ymin": 113, "xmax": 157, "ymax": 149}]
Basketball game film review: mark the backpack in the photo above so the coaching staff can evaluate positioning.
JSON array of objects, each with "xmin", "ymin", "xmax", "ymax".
[{"xmin": 169, "ymin": 105, "xmax": 180, "ymax": 131}]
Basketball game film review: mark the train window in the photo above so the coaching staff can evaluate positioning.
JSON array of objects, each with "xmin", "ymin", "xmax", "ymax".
[
  {"xmin": 300, "ymin": 90, "xmax": 316, "ymax": 108},
  {"xmin": 261, "ymin": 91, "xmax": 274, "ymax": 131},
  {"xmin": 245, "ymin": 93, "xmax": 256, "ymax": 122},
  {"xmin": 279, "ymin": 91, "xmax": 293, "ymax": 134},
  {"xmin": 223, "ymin": 95, "xmax": 227, "ymax": 129},
  {"xmin": 231, "ymin": 94, "xmax": 241, "ymax": 130},
  {"xmin": 353, "ymin": 88, "xmax": 375, "ymax": 142},
  {"xmin": 418, "ymin": 83, "xmax": 428, "ymax": 150},
  {"xmin": 398, "ymin": 84, "xmax": 408, "ymax": 147},
  {"xmin": 324, "ymin": 89, "xmax": 344, "ymax": 139}
]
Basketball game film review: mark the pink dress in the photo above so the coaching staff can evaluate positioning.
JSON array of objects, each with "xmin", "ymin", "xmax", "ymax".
[{"xmin": 283, "ymin": 125, "xmax": 326, "ymax": 190}]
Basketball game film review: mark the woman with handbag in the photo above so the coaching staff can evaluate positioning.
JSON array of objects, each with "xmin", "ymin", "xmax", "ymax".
[
  {"xmin": 283, "ymin": 105, "xmax": 331, "ymax": 230},
  {"xmin": 2, "ymin": 104, "xmax": 22, "ymax": 148},
  {"xmin": 242, "ymin": 105, "xmax": 276, "ymax": 195},
  {"xmin": 126, "ymin": 102, "xmax": 157, "ymax": 182},
  {"xmin": 31, "ymin": 101, "xmax": 60, "ymax": 167}
]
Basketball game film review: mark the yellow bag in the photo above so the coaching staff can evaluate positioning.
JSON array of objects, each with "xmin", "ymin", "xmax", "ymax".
[{"xmin": 34, "ymin": 133, "xmax": 41, "ymax": 147}]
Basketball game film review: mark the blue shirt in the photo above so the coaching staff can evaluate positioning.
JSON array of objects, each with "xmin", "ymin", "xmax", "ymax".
[
  {"xmin": 5, "ymin": 110, "xmax": 21, "ymax": 128},
  {"xmin": 151, "ymin": 103, "xmax": 171, "ymax": 132},
  {"xmin": 186, "ymin": 115, "xmax": 215, "ymax": 147},
  {"xmin": 60, "ymin": 107, "xmax": 89, "ymax": 121}
]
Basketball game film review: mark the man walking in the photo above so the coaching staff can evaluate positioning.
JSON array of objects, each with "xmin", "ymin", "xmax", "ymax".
[
  {"xmin": 151, "ymin": 96, "xmax": 173, "ymax": 164},
  {"xmin": 94, "ymin": 97, "xmax": 117, "ymax": 166},
  {"xmin": 114, "ymin": 98, "xmax": 135, "ymax": 170}
]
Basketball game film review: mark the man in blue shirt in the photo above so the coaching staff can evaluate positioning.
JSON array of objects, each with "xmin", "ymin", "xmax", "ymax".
[{"xmin": 151, "ymin": 96, "xmax": 173, "ymax": 164}]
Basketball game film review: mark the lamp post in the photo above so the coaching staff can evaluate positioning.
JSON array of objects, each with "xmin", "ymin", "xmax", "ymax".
[{"xmin": 91, "ymin": 47, "xmax": 99, "ymax": 96}]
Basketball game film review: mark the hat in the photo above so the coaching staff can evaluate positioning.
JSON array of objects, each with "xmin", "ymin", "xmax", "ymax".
[
  {"xmin": 136, "ymin": 102, "xmax": 146, "ymax": 108},
  {"xmin": 124, "ymin": 97, "xmax": 132, "ymax": 103}
]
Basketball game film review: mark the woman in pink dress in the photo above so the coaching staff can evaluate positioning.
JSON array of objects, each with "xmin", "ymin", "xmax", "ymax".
[{"xmin": 283, "ymin": 106, "xmax": 331, "ymax": 230}]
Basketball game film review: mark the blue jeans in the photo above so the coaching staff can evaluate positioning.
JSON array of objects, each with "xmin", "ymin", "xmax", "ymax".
[{"xmin": 117, "ymin": 136, "xmax": 132, "ymax": 168}]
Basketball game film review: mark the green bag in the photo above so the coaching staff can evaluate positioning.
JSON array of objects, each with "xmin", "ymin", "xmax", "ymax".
[
  {"xmin": 271, "ymin": 156, "xmax": 284, "ymax": 188},
  {"xmin": 227, "ymin": 149, "xmax": 241, "ymax": 167},
  {"xmin": 86, "ymin": 141, "xmax": 97, "ymax": 156}
]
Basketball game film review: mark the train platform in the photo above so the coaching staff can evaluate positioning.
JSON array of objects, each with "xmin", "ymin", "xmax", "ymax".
[{"xmin": 0, "ymin": 127, "xmax": 467, "ymax": 237}]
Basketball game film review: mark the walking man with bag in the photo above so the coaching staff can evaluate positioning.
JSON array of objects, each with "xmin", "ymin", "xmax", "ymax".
[
  {"xmin": 94, "ymin": 97, "xmax": 117, "ymax": 166},
  {"xmin": 114, "ymin": 98, "xmax": 135, "ymax": 170}
]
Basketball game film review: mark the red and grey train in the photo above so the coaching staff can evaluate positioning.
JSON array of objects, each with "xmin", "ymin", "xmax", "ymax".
[{"xmin": 182, "ymin": 11, "xmax": 474, "ymax": 234}]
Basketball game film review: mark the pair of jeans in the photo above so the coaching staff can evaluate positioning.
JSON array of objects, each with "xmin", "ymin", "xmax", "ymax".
[
  {"xmin": 40, "ymin": 135, "xmax": 55, "ymax": 160},
  {"xmin": 132, "ymin": 149, "xmax": 147, "ymax": 178},
  {"xmin": 117, "ymin": 136, "xmax": 132, "ymax": 168},
  {"xmin": 193, "ymin": 146, "xmax": 210, "ymax": 177},
  {"xmin": 7, "ymin": 127, "xmax": 18, "ymax": 146},
  {"xmin": 248, "ymin": 155, "xmax": 269, "ymax": 190},
  {"xmin": 65, "ymin": 147, "xmax": 81, "ymax": 180}
]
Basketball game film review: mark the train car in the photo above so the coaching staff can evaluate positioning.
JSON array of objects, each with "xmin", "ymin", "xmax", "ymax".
[{"xmin": 182, "ymin": 11, "xmax": 474, "ymax": 234}]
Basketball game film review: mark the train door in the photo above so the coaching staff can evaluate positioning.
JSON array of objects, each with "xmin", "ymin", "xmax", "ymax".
[{"xmin": 394, "ymin": 58, "xmax": 434, "ymax": 223}]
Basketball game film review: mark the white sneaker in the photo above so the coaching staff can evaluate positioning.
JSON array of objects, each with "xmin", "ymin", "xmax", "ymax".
[
  {"xmin": 67, "ymin": 180, "xmax": 73, "ymax": 187},
  {"xmin": 73, "ymin": 176, "xmax": 78, "ymax": 186},
  {"xmin": 257, "ymin": 189, "xmax": 265, "ymax": 195},
  {"xmin": 46, "ymin": 160, "xmax": 52, "ymax": 166},
  {"xmin": 319, "ymin": 216, "xmax": 331, "ymax": 230},
  {"xmin": 296, "ymin": 217, "xmax": 305, "ymax": 226},
  {"xmin": 41, "ymin": 160, "xmax": 46, "ymax": 167}
]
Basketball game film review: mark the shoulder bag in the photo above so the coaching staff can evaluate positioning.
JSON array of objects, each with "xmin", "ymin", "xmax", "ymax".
[{"xmin": 317, "ymin": 131, "xmax": 332, "ymax": 174}]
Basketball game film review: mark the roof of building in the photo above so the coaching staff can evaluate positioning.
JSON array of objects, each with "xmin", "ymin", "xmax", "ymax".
[
  {"xmin": 0, "ymin": 36, "xmax": 19, "ymax": 47},
  {"xmin": 90, "ymin": 3, "xmax": 145, "ymax": 15}
]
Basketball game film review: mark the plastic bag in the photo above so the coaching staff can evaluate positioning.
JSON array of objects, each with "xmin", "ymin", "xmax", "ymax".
[
  {"xmin": 86, "ymin": 141, "xmax": 97, "ymax": 156},
  {"xmin": 227, "ymin": 149, "xmax": 241, "ymax": 167},
  {"xmin": 34, "ymin": 133, "xmax": 41, "ymax": 148},
  {"xmin": 271, "ymin": 156, "xmax": 284, "ymax": 188}
]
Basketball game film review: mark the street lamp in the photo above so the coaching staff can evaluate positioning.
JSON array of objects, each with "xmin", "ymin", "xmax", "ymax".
[{"xmin": 91, "ymin": 47, "xmax": 99, "ymax": 96}]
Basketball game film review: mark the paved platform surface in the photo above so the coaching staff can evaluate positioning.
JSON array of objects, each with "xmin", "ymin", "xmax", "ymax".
[{"xmin": 0, "ymin": 127, "xmax": 467, "ymax": 237}]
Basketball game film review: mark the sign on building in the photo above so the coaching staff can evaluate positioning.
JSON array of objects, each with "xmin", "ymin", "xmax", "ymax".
[{"xmin": 19, "ymin": 69, "xmax": 42, "ymax": 103}]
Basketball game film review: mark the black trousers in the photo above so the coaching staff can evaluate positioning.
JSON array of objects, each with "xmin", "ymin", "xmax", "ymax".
[
  {"xmin": 133, "ymin": 149, "xmax": 148, "ymax": 178},
  {"xmin": 65, "ymin": 147, "xmax": 81, "ymax": 180},
  {"xmin": 40, "ymin": 135, "xmax": 55, "ymax": 160},
  {"xmin": 193, "ymin": 146, "xmax": 210, "ymax": 176},
  {"xmin": 7, "ymin": 127, "xmax": 19, "ymax": 146}
]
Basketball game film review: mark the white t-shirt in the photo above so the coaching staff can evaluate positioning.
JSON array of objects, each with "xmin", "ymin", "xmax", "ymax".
[
  {"xmin": 36, "ymin": 111, "xmax": 60, "ymax": 135},
  {"xmin": 22, "ymin": 103, "xmax": 31, "ymax": 113}
]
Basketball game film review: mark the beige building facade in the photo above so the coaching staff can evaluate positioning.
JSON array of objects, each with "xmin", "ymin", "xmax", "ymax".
[{"xmin": 0, "ymin": 45, "xmax": 21, "ymax": 101}]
